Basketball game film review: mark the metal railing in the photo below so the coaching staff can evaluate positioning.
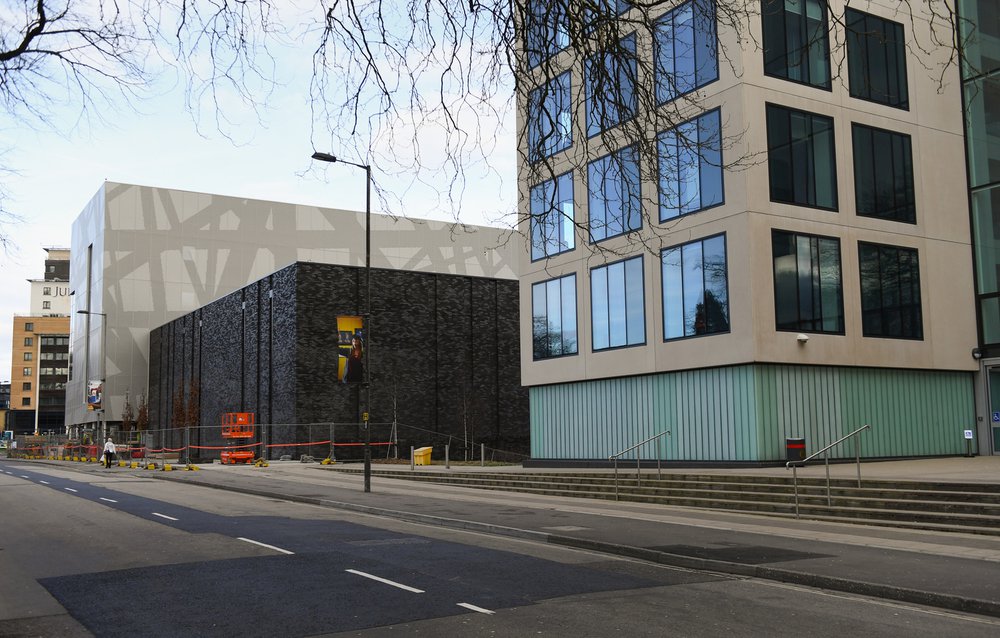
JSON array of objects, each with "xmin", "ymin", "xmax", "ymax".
[
  {"xmin": 786, "ymin": 424, "xmax": 872, "ymax": 518},
  {"xmin": 609, "ymin": 430, "xmax": 670, "ymax": 501}
]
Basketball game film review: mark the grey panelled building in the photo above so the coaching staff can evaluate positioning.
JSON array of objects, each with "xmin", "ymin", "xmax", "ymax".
[
  {"xmin": 67, "ymin": 182, "xmax": 523, "ymax": 446},
  {"xmin": 148, "ymin": 261, "xmax": 526, "ymax": 458},
  {"xmin": 519, "ymin": 1, "xmax": 986, "ymax": 463}
]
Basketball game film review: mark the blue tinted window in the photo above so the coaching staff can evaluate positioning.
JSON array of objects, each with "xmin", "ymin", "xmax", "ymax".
[
  {"xmin": 658, "ymin": 108, "xmax": 723, "ymax": 220},
  {"xmin": 528, "ymin": 72, "xmax": 572, "ymax": 161},
  {"xmin": 588, "ymin": 145, "xmax": 641, "ymax": 242},
  {"xmin": 592, "ymin": 256, "xmax": 645, "ymax": 350},
  {"xmin": 654, "ymin": 0, "xmax": 718, "ymax": 103},
  {"xmin": 586, "ymin": 34, "xmax": 638, "ymax": 136},
  {"xmin": 525, "ymin": 0, "xmax": 570, "ymax": 68},
  {"xmin": 662, "ymin": 234, "xmax": 729, "ymax": 339},
  {"xmin": 530, "ymin": 172, "xmax": 576, "ymax": 260},
  {"xmin": 532, "ymin": 274, "xmax": 579, "ymax": 359}
]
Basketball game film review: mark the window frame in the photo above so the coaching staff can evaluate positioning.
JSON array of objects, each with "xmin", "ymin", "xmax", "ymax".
[
  {"xmin": 530, "ymin": 171, "xmax": 576, "ymax": 262},
  {"xmin": 766, "ymin": 103, "xmax": 839, "ymax": 211},
  {"xmin": 771, "ymin": 229, "xmax": 845, "ymax": 335},
  {"xmin": 858, "ymin": 241, "xmax": 923, "ymax": 340},
  {"xmin": 585, "ymin": 33, "xmax": 638, "ymax": 138},
  {"xmin": 761, "ymin": 0, "xmax": 832, "ymax": 90},
  {"xmin": 527, "ymin": 71, "xmax": 573, "ymax": 162},
  {"xmin": 658, "ymin": 107, "xmax": 725, "ymax": 221},
  {"xmin": 661, "ymin": 233, "xmax": 731, "ymax": 341},
  {"xmin": 531, "ymin": 273, "xmax": 579, "ymax": 360},
  {"xmin": 24, "ymin": 322, "xmax": 34, "ymax": 332},
  {"xmin": 846, "ymin": 8, "xmax": 909, "ymax": 110},
  {"xmin": 654, "ymin": 0, "xmax": 719, "ymax": 105},
  {"xmin": 851, "ymin": 122, "xmax": 916, "ymax": 224},
  {"xmin": 524, "ymin": 0, "xmax": 570, "ymax": 69},
  {"xmin": 588, "ymin": 144, "xmax": 642, "ymax": 244},
  {"xmin": 591, "ymin": 255, "xmax": 647, "ymax": 351}
]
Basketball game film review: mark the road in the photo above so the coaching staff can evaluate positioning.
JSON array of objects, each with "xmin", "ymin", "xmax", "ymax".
[{"xmin": 1, "ymin": 458, "xmax": 998, "ymax": 637}]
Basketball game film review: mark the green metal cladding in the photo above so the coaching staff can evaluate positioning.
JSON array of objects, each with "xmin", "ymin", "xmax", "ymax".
[{"xmin": 529, "ymin": 364, "xmax": 975, "ymax": 461}]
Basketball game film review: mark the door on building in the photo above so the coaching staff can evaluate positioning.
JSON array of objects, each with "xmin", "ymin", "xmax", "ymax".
[{"xmin": 989, "ymin": 368, "xmax": 1000, "ymax": 453}]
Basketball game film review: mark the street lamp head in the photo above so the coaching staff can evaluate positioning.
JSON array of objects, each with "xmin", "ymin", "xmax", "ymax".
[{"xmin": 311, "ymin": 151, "xmax": 338, "ymax": 163}]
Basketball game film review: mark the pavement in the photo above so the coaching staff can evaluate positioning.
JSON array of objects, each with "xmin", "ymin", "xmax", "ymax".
[{"xmin": 13, "ymin": 455, "xmax": 1000, "ymax": 618}]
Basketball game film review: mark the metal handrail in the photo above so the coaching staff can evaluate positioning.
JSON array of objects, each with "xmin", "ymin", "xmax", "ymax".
[
  {"xmin": 609, "ymin": 430, "xmax": 670, "ymax": 500},
  {"xmin": 785, "ymin": 424, "xmax": 872, "ymax": 518}
]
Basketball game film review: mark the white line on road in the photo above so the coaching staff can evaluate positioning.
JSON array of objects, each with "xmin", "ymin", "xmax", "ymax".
[
  {"xmin": 237, "ymin": 537, "xmax": 294, "ymax": 555},
  {"xmin": 457, "ymin": 603, "xmax": 495, "ymax": 615},
  {"xmin": 152, "ymin": 512, "xmax": 178, "ymax": 521},
  {"xmin": 20, "ymin": 475, "xmax": 29, "ymax": 479},
  {"xmin": 345, "ymin": 569, "xmax": 425, "ymax": 593},
  {"xmin": 64, "ymin": 488, "xmax": 78, "ymax": 493},
  {"xmin": 39, "ymin": 480, "xmax": 50, "ymax": 485},
  {"xmin": 100, "ymin": 497, "xmax": 118, "ymax": 503}
]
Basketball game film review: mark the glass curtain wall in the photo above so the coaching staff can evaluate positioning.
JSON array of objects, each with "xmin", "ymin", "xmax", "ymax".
[{"xmin": 961, "ymin": 0, "xmax": 1000, "ymax": 347}]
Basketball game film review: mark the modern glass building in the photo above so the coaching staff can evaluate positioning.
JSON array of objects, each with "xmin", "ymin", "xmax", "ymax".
[
  {"xmin": 960, "ymin": 0, "xmax": 1000, "ymax": 454},
  {"xmin": 519, "ymin": 1, "xmax": 982, "ymax": 463}
]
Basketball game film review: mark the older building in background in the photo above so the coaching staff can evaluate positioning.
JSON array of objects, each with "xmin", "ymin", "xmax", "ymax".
[{"xmin": 8, "ymin": 248, "xmax": 70, "ymax": 434}]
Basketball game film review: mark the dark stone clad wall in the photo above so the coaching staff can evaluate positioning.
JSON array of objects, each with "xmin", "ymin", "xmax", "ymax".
[{"xmin": 149, "ymin": 261, "xmax": 528, "ymax": 459}]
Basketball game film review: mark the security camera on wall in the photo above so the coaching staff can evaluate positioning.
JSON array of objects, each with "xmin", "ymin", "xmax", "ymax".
[{"xmin": 796, "ymin": 333, "xmax": 809, "ymax": 344}]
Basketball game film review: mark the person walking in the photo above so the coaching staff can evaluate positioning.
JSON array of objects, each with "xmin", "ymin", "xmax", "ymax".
[{"xmin": 103, "ymin": 438, "xmax": 117, "ymax": 469}]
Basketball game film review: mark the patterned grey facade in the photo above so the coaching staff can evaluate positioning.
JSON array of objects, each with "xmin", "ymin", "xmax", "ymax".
[
  {"xmin": 68, "ymin": 182, "xmax": 518, "ymax": 431},
  {"xmin": 149, "ymin": 262, "xmax": 528, "ymax": 458}
]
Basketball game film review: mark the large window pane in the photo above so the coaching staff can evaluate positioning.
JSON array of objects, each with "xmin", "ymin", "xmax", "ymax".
[
  {"xmin": 662, "ymin": 234, "xmax": 730, "ymax": 339},
  {"xmin": 762, "ymin": 0, "xmax": 831, "ymax": 89},
  {"xmin": 586, "ymin": 34, "xmax": 638, "ymax": 136},
  {"xmin": 846, "ymin": 9, "xmax": 909, "ymax": 109},
  {"xmin": 532, "ymin": 274, "xmax": 578, "ymax": 359},
  {"xmin": 972, "ymin": 184, "xmax": 1000, "ymax": 295},
  {"xmin": 772, "ymin": 230, "xmax": 843, "ymax": 333},
  {"xmin": 530, "ymin": 172, "xmax": 576, "ymax": 260},
  {"xmin": 592, "ymin": 256, "xmax": 645, "ymax": 350},
  {"xmin": 852, "ymin": 123, "xmax": 915, "ymax": 223},
  {"xmin": 959, "ymin": 0, "xmax": 1000, "ymax": 79},
  {"xmin": 589, "ymin": 145, "xmax": 641, "ymax": 242},
  {"xmin": 965, "ymin": 73, "xmax": 1000, "ymax": 188},
  {"xmin": 658, "ymin": 109, "xmax": 724, "ymax": 220},
  {"xmin": 767, "ymin": 104, "xmax": 838, "ymax": 210},
  {"xmin": 528, "ymin": 72, "xmax": 572, "ymax": 161},
  {"xmin": 858, "ymin": 242, "xmax": 922, "ymax": 339},
  {"xmin": 654, "ymin": 0, "xmax": 718, "ymax": 104},
  {"xmin": 524, "ymin": 0, "xmax": 570, "ymax": 68}
]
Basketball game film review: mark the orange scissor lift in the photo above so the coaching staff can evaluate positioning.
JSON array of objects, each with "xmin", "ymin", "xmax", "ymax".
[{"xmin": 220, "ymin": 412, "xmax": 256, "ymax": 465}]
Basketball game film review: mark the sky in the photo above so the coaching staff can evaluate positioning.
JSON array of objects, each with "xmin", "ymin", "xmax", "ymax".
[{"xmin": 0, "ymin": 15, "xmax": 517, "ymax": 384}]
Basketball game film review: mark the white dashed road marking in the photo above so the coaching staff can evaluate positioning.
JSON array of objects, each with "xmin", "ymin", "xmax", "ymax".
[
  {"xmin": 458, "ymin": 603, "xmax": 495, "ymax": 615},
  {"xmin": 152, "ymin": 513, "xmax": 178, "ymax": 521},
  {"xmin": 345, "ymin": 569, "xmax": 424, "ymax": 593},
  {"xmin": 237, "ymin": 537, "xmax": 294, "ymax": 555}
]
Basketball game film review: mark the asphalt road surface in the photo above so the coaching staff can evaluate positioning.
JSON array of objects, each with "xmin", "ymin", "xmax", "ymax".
[{"xmin": 2, "ymin": 459, "xmax": 998, "ymax": 637}]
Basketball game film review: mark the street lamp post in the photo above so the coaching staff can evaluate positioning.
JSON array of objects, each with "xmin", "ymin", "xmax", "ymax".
[
  {"xmin": 311, "ymin": 151, "xmax": 372, "ymax": 493},
  {"xmin": 77, "ymin": 310, "xmax": 107, "ymax": 442}
]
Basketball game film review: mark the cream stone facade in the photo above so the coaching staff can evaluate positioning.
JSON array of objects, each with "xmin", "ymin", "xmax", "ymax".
[{"xmin": 518, "ymin": 1, "xmax": 980, "ymax": 462}]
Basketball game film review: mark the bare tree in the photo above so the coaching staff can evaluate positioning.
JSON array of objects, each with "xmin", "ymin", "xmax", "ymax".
[
  {"xmin": 135, "ymin": 392, "xmax": 148, "ymax": 431},
  {"xmin": 0, "ymin": 2, "xmax": 978, "ymax": 250},
  {"xmin": 0, "ymin": 0, "xmax": 284, "ymax": 242},
  {"xmin": 310, "ymin": 0, "xmax": 969, "ymax": 257}
]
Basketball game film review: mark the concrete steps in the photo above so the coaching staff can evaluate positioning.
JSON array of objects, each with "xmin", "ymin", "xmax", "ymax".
[{"xmin": 328, "ymin": 467, "xmax": 1000, "ymax": 536}]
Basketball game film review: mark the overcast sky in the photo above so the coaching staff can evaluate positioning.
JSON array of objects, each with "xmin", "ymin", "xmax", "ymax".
[{"xmin": 0, "ymin": 26, "xmax": 516, "ymax": 384}]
